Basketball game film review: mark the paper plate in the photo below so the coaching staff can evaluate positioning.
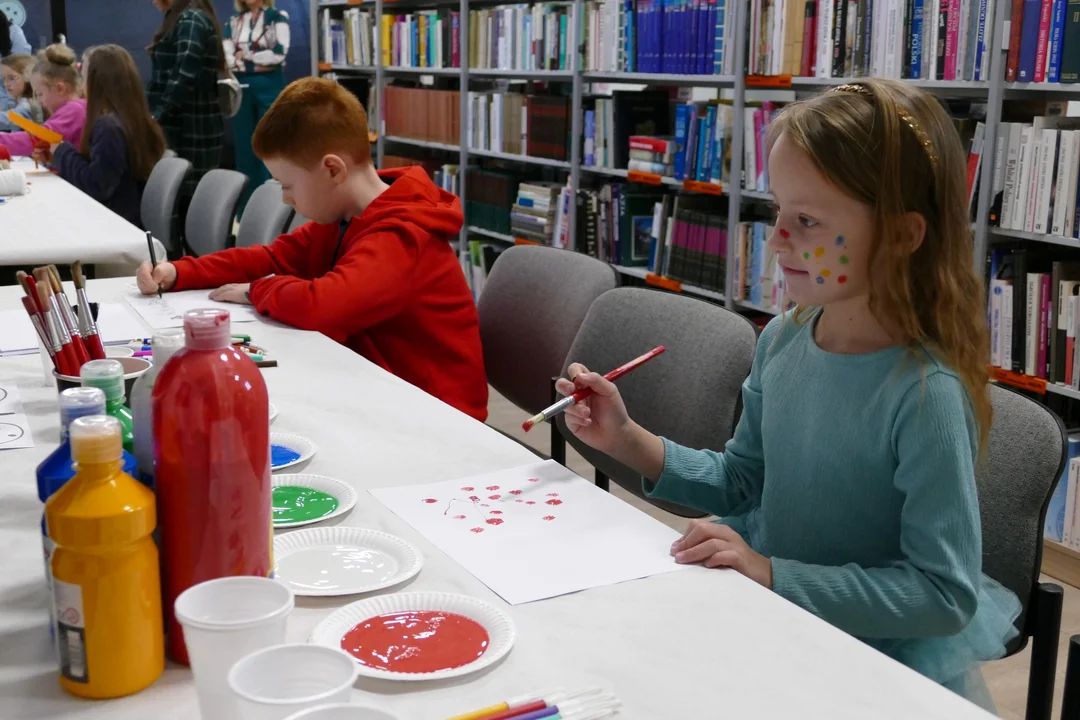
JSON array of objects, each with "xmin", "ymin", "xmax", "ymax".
[
  {"xmin": 309, "ymin": 592, "xmax": 515, "ymax": 681},
  {"xmin": 274, "ymin": 527, "xmax": 422, "ymax": 597},
  {"xmin": 272, "ymin": 474, "xmax": 356, "ymax": 528},
  {"xmin": 271, "ymin": 433, "xmax": 316, "ymax": 471},
  {"xmin": 269, "ymin": 402, "xmax": 278, "ymax": 422}
]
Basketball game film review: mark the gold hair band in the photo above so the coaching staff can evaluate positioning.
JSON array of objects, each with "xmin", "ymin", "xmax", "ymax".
[{"xmin": 831, "ymin": 83, "xmax": 940, "ymax": 168}]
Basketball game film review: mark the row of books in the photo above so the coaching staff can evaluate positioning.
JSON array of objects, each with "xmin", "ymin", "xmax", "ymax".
[
  {"xmin": 466, "ymin": 168, "xmax": 519, "ymax": 236},
  {"xmin": 463, "ymin": 239, "xmax": 505, "ymax": 300},
  {"xmin": 383, "ymin": 87, "xmax": 461, "ymax": 146},
  {"xmin": 992, "ymin": 116, "xmax": 1080, "ymax": 239},
  {"xmin": 649, "ymin": 195, "xmax": 729, "ymax": 290},
  {"xmin": 732, "ymin": 221, "xmax": 786, "ymax": 309},
  {"xmin": 986, "ymin": 251, "xmax": 1080, "ymax": 389},
  {"xmin": 581, "ymin": 0, "xmax": 737, "ymax": 74},
  {"xmin": 382, "ymin": 10, "xmax": 461, "ymax": 69},
  {"xmin": 1043, "ymin": 433, "xmax": 1080, "ymax": 547},
  {"xmin": 320, "ymin": 8, "xmax": 377, "ymax": 67},
  {"xmin": 382, "ymin": 156, "xmax": 462, "ymax": 195},
  {"xmin": 511, "ymin": 182, "xmax": 564, "ymax": 243},
  {"xmin": 467, "ymin": 92, "xmax": 572, "ymax": 161},
  {"xmin": 1007, "ymin": 0, "xmax": 1080, "ymax": 83},
  {"xmin": 468, "ymin": 3, "xmax": 576, "ymax": 70},
  {"xmin": 573, "ymin": 184, "xmax": 667, "ymax": 267},
  {"xmin": 749, "ymin": 0, "xmax": 997, "ymax": 81}
]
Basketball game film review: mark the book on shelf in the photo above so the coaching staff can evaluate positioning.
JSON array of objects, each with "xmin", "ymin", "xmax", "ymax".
[
  {"xmin": 382, "ymin": 9, "xmax": 461, "ymax": 69},
  {"xmin": 526, "ymin": 95, "xmax": 572, "ymax": 161},
  {"xmin": 1007, "ymin": 0, "xmax": 1080, "ymax": 82},
  {"xmin": 581, "ymin": 0, "xmax": 737, "ymax": 74},
  {"xmin": 1046, "ymin": 433, "xmax": 1080, "ymax": 545},
  {"xmin": 318, "ymin": 7, "xmax": 378, "ymax": 67},
  {"xmin": 747, "ymin": 0, "xmax": 996, "ymax": 80},
  {"xmin": 468, "ymin": 3, "xmax": 574, "ymax": 71},
  {"xmin": 468, "ymin": 92, "xmax": 528, "ymax": 154},
  {"xmin": 573, "ymin": 183, "xmax": 672, "ymax": 268},
  {"xmin": 583, "ymin": 91, "xmax": 672, "ymax": 170},
  {"xmin": 734, "ymin": 220, "xmax": 787, "ymax": 310},
  {"xmin": 464, "ymin": 239, "xmax": 507, "ymax": 300},
  {"xmin": 467, "ymin": 168, "xmax": 520, "ymax": 235},
  {"xmin": 739, "ymin": 101, "xmax": 782, "ymax": 191},
  {"xmin": 383, "ymin": 86, "xmax": 461, "ymax": 146},
  {"xmin": 511, "ymin": 181, "xmax": 563, "ymax": 244}
]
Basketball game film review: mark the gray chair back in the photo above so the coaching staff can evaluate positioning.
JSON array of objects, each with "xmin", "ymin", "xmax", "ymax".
[
  {"xmin": 557, "ymin": 287, "xmax": 758, "ymax": 517},
  {"xmin": 162, "ymin": 149, "xmax": 177, "ymax": 158},
  {"xmin": 478, "ymin": 245, "xmax": 618, "ymax": 415},
  {"xmin": 979, "ymin": 385, "xmax": 1066, "ymax": 654},
  {"xmin": 236, "ymin": 182, "xmax": 294, "ymax": 248},
  {"xmin": 185, "ymin": 169, "xmax": 248, "ymax": 257},
  {"xmin": 141, "ymin": 157, "xmax": 191, "ymax": 255},
  {"xmin": 287, "ymin": 211, "xmax": 309, "ymax": 233}
]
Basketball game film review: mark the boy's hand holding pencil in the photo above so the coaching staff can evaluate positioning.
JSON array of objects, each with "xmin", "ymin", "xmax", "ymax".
[{"xmin": 136, "ymin": 260, "xmax": 177, "ymax": 295}]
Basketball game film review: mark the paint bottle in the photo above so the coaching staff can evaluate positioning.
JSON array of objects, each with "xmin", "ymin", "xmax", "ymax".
[
  {"xmin": 79, "ymin": 360, "xmax": 134, "ymax": 453},
  {"xmin": 36, "ymin": 388, "xmax": 138, "ymax": 648},
  {"xmin": 129, "ymin": 328, "xmax": 185, "ymax": 488},
  {"xmin": 47, "ymin": 415, "xmax": 164, "ymax": 698},
  {"xmin": 153, "ymin": 309, "xmax": 271, "ymax": 665}
]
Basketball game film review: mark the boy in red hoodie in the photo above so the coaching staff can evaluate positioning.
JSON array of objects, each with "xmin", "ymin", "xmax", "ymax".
[{"xmin": 135, "ymin": 77, "xmax": 488, "ymax": 421}]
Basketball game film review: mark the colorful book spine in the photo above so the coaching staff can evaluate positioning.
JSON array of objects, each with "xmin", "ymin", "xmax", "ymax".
[
  {"xmin": 910, "ymin": 0, "xmax": 924, "ymax": 77},
  {"xmin": 1034, "ymin": 0, "xmax": 1055, "ymax": 82},
  {"xmin": 698, "ymin": 105, "xmax": 715, "ymax": 181},
  {"xmin": 673, "ymin": 103, "xmax": 692, "ymax": 180},
  {"xmin": 584, "ymin": 110, "xmax": 596, "ymax": 166},
  {"xmin": 1017, "ymin": 0, "xmax": 1043, "ymax": 81},
  {"xmin": 714, "ymin": 0, "xmax": 727, "ymax": 72},
  {"xmin": 1050, "ymin": 0, "xmax": 1068, "ymax": 82}
]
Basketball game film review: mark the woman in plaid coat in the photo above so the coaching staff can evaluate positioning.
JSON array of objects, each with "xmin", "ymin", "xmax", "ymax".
[{"xmin": 148, "ymin": 0, "xmax": 226, "ymax": 252}]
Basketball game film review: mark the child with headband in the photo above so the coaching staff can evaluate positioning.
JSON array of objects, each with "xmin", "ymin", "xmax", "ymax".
[{"xmin": 557, "ymin": 79, "xmax": 1018, "ymax": 709}]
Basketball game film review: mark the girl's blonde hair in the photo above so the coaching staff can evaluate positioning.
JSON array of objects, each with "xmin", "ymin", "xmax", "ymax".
[
  {"xmin": 234, "ymin": 0, "xmax": 273, "ymax": 11},
  {"xmin": 767, "ymin": 78, "xmax": 991, "ymax": 451},
  {"xmin": 33, "ymin": 43, "xmax": 80, "ymax": 92},
  {"xmin": 1, "ymin": 53, "xmax": 36, "ymax": 99}
]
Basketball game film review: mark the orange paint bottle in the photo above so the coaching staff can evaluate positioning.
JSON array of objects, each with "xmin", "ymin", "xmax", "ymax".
[{"xmin": 46, "ymin": 415, "xmax": 164, "ymax": 698}]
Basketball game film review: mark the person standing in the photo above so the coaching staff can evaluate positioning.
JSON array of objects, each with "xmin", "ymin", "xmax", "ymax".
[
  {"xmin": 223, "ymin": 0, "xmax": 289, "ymax": 216},
  {"xmin": 147, "ymin": 0, "xmax": 226, "ymax": 253}
]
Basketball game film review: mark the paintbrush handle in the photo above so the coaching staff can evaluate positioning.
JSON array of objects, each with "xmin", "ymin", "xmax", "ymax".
[{"xmin": 569, "ymin": 345, "xmax": 666, "ymax": 404}]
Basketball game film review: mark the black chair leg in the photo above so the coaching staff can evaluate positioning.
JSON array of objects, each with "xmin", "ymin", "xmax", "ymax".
[
  {"xmin": 595, "ymin": 469, "xmax": 610, "ymax": 492},
  {"xmin": 1027, "ymin": 583, "xmax": 1064, "ymax": 720},
  {"xmin": 1063, "ymin": 635, "xmax": 1080, "ymax": 720}
]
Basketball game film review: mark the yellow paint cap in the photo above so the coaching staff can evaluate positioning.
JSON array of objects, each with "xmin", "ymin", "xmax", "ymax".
[{"xmin": 70, "ymin": 415, "xmax": 123, "ymax": 465}]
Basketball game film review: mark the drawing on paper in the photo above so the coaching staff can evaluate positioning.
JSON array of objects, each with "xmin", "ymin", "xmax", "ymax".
[
  {"xmin": 425, "ymin": 480, "xmax": 564, "ymax": 534},
  {"xmin": 0, "ymin": 422, "xmax": 25, "ymax": 446}
]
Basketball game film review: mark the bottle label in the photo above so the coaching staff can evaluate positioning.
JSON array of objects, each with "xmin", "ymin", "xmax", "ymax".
[
  {"xmin": 42, "ymin": 534, "xmax": 57, "ymax": 648},
  {"xmin": 53, "ymin": 579, "xmax": 88, "ymax": 684}
]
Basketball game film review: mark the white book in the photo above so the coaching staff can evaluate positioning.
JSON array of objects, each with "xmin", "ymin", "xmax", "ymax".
[
  {"xmin": 1034, "ymin": 130, "xmax": 1058, "ymax": 235},
  {"xmin": 884, "ymin": 0, "xmax": 899, "ymax": 78},
  {"xmin": 1053, "ymin": 131, "xmax": 1073, "ymax": 236},
  {"xmin": 1013, "ymin": 126, "xmax": 1035, "ymax": 231},
  {"xmin": 1001, "ymin": 123, "xmax": 1023, "ymax": 228},
  {"xmin": 927, "ymin": 0, "xmax": 940, "ymax": 79},
  {"xmin": 990, "ymin": 279, "xmax": 1005, "ymax": 366},
  {"xmin": 979, "ymin": 0, "xmax": 994, "ymax": 78},
  {"xmin": 817, "ymin": 0, "xmax": 834, "ymax": 77},
  {"xmin": 479, "ymin": 94, "xmax": 489, "ymax": 150},
  {"xmin": 1026, "ymin": 129, "xmax": 1046, "ymax": 233},
  {"xmin": 467, "ymin": 92, "xmax": 477, "ymax": 149},
  {"xmin": 744, "ymin": 108, "xmax": 757, "ymax": 190},
  {"xmin": 1026, "ymin": 272, "xmax": 1040, "ymax": 376},
  {"xmin": 1065, "ymin": 457, "xmax": 1080, "ymax": 547},
  {"xmin": 1068, "ymin": 131, "xmax": 1080, "ymax": 238},
  {"xmin": 1002, "ymin": 284, "xmax": 1014, "ymax": 370},
  {"xmin": 956, "ymin": 0, "xmax": 970, "ymax": 80},
  {"xmin": 922, "ymin": 0, "xmax": 933, "ymax": 77},
  {"xmin": 491, "ymin": 93, "xmax": 502, "ymax": 152},
  {"xmin": 1068, "ymin": 295, "xmax": 1077, "ymax": 385}
]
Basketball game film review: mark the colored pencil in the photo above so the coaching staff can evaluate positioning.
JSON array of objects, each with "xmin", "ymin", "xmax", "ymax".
[
  {"xmin": 146, "ymin": 231, "xmax": 162, "ymax": 298},
  {"xmin": 521, "ymin": 345, "xmax": 667, "ymax": 432},
  {"xmin": 72, "ymin": 261, "xmax": 106, "ymax": 359}
]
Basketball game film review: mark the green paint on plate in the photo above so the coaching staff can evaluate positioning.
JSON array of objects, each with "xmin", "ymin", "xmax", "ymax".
[{"xmin": 273, "ymin": 486, "xmax": 340, "ymax": 524}]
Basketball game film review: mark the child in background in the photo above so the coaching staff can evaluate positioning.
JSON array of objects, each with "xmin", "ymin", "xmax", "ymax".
[
  {"xmin": 135, "ymin": 77, "xmax": 488, "ymax": 421},
  {"xmin": 33, "ymin": 45, "xmax": 165, "ymax": 226},
  {"xmin": 557, "ymin": 79, "xmax": 1018, "ymax": 710},
  {"xmin": 0, "ymin": 44, "xmax": 85, "ymax": 156},
  {"xmin": 0, "ymin": 54, "xmax": 42, "ymax": 132}
]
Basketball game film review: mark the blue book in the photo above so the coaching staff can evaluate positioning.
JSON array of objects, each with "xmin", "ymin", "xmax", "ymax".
[
  {"xmin": 710, "ymin": 107, "xmax": 726, "ymax": 183},
  {"xmin": 697, "ymin": 105, "xmax": 715, "ymax": 181},
  {"xmin": 625, "ymin": 0, "xmax": 636, "ymax": 71},
  {"xmin": 585, "ymin": 110, "xmax": 595, "ymax": 165},
  {"xmin": 911, "ymin": 0, "xmax": 924, "ymax": 78},
  {"xmin": 1050, "ymin": 0, "xmax": 1068, "ymax": 82},
  {"xmin": 636, "ymin": 0, "xmax": 647, "ymax": 70},
  {"xmin": 683, "ymin": 111, "xmax": 700, "ymax": 179},
  {"xmin": 713, "ymin": 0, "xmax": 726, "ymax": 72},
  {"xmin": 1045, "ymin": 433, "xmax": 1080, "ymax": 542},
  {"xmin": 1018, "ymin": 0, "xmax": 1043, "ymax": 81},
  {"xmin": 673, "ymin": 103, "xmax": 692, "ymax": 178},
  {"xmin": 862, "ymin": 0, "xmax": 874, "ymax": 73},
  {"xmin": 703, "ymin": 0, "xmax": 715, "ymax": 72},
  {"xmin": 974, "ymin": 0, "xmax": 988, "ymax": 79},
  {"xmin": 412, "ymin": 18, "xmax": 420, "ymax": 67},
  {"xmin": 559, "ymin": 13, "xmax": 567, "ymax": 70},
  {"xmin": 749, "ymin": 223, "xmax": 765, "ymax": 304},
  {"xmin": 659, "ymin": 0, "xmax": 670, "ymax": 72},
  {"xmin": 687, "ymin": 0, "xmax": 698, "ymax": 74}
]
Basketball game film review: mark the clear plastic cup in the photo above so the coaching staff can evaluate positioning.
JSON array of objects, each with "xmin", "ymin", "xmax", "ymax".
[
  {"xmin": 174, "ymin": 577, "xmax": 294, "ymax": 720},
  {"xmin": 227, "ymin": 644, "xmax": 359, "ymax": 720},
  {"xmin": 283, "ymin": 705, "xmax": 400, "ymax": 720}
]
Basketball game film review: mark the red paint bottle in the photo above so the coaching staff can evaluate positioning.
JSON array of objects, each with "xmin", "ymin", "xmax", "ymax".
[{"xmin": 152, "ymin": 309, "xmax": 271, "ymax": 664}]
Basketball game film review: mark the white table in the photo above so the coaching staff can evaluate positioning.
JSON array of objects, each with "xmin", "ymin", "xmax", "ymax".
[
  {"xmin": 0, "ymin": 158, "xmax": 164, "ymax": 274},
  {"xmin": 0, "ymin": 278, "xmax": 994, "ymax": 720}
]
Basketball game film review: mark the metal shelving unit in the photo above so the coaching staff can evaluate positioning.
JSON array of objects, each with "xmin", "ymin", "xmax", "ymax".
[{"xmin": 991, "ymin": 227, "xmax": 1080, "ymax": 250}]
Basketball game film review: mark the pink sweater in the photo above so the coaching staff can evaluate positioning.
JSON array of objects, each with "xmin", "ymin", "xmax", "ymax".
[{"xmin": 0, "ymin": 98, "xmax": 86, "ymax": 156}]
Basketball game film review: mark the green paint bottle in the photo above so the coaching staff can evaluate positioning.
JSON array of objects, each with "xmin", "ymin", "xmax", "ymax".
[{"xmin": 80, "ymin": 360, "xmax": 135, "ymax": 453}]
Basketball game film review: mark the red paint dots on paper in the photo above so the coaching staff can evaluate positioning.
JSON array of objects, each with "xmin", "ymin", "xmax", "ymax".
[
  {"xmin": 527, "ymin": 478, "xmax": 541, "ymax": 483},
  {"xmin": 485, "ymin": 518, "xmax": 504, "ymax": 526},
  {"xmin": 526, "ymin": 501, "xmax": 536, "ymax": 505},
  {"xmin": 489, "ymin": 494, "xmax": 501, "ymax": 500},
  {"xmin": 546, "ymin": 493, "xmax": 559, "ymax": 497},
  {"xmin": 470, "ymin": 527, "xmax": 484, "ymax": 533},
  {"xmin": 461, "ymin": 486, "xmax": 474, "ymax": 491},
  {"xmin": 543, "ymin": 515, "xmax": 556, "ymax": 521},
  {"xmin": 468, "ymin": 495, "xmax": 479, "ymax": 501},
  {"xmin": 423, "ymin": 498, "xmax": 438, "ymax": 504},
  {"xmin": 509, "ymin": 490, "xmax": 523, "ymax": 495},
  {"xmin": 490, "ymin": 510, "xmax": 503, "ymax": 515},
  {"xmin": 515, "ymin": 499, "xmax": 524, "ymax": 503},
  {"xmin": 486, "ymin": 485, "xmax": 500, "ymax": 491},
  {"xmin": 546, "ymin": 499, "xmax": 563, "ymax": 506},
  {"xmin": 453, "ymin": 515, "xmax": 466, "ymax": 520},
  {"xmin": 480, "ymin": 504, "xmax": 490, "ymax": 507}
]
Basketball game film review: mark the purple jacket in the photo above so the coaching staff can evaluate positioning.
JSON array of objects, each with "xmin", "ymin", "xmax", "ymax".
[{"xmin": 0, "ymin": 98, "xmax": 87, "ymax": 156}]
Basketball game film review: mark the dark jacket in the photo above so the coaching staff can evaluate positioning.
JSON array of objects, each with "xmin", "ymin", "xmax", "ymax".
[{"xmin": 53, "ymin": 114, "xmax": 145, "ymax": 227}]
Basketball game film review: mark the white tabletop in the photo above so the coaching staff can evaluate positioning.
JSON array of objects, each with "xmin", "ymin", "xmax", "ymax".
[
  {"xmin": 0, "ymin": 278, "xmax": 993, "ymax": 720},
  {"xmin": 0, "ymin": 158, "xmax": 164, "ymax": 273}
]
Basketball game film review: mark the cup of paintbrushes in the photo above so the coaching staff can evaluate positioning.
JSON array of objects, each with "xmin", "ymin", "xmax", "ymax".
[{"xmin": 54, "ymin": 356, "xmax": 152, "ymax": 397}]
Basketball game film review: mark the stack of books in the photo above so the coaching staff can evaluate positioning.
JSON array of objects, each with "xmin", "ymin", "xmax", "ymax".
[
  {"xmin": 581, "ymin": 0, "xmax": 736, "ymax": 74},
  {"xmin": 511, "ymin": 182, "xmax": 563, "ymax": 243},
  {"xmin": 585, "ymin": 91, "xmax": 671, "ymax": 171},
  {"xmin": 383, "ymin": 87, "xmax": 461, "ymax": 145},
  {"xmin": 319, "ymin": 7, "xmax": 377, "ymax": 66},
  {"xmin": 748, "ymin": 0, "xmax": 997, "ymax": 81},
  {"xmin": 468, "ymin": 2, "xmax": 575, "ymax": 71},
  {"xmin": 733, "ymin": 221, "xmax": 784, "ymax": 309},
  {"xmin": 381, "ymin": 10, "xmax": 461, "ymax": 68},
  {"xmin": 626, "ymin": 136, "xmax": 674, "ymax": 175}
]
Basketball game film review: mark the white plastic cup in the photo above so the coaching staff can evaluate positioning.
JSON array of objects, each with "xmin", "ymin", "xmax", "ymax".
[
  {"xmin": 174, "ymin": 577, "xmax": 294, "ymax": 720},
  {"xmin": 227, "ymin": 644, "xmax": 360, "ymax": 720},
  {"xmin": 283, "ymin": 705, "xmax": 400, "ymax": 720}
]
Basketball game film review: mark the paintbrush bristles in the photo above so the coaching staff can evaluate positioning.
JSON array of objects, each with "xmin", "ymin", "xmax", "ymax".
[
  {"xmin": 71, "ymin": 262, "xmax": 84, "ymax": 290},
  {"xmin": 47, "ymin": 265, "xmax": 64, "ymax": 294},
  {"xmin": 15, "ymin": 270, "xmax": 31, "ymax": 298}
]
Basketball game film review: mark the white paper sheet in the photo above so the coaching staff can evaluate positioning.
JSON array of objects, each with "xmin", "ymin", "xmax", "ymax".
[
  {"xmin": 371, "ymin": 460, "xmax": 687, "ymax": 605},
  {"xmin": 0, "ymin": 385, "xmax": 22, "ymax": 415},
  {"xmin": 0, "ymin": 309, "xmax": 40, "ymax": 355},
  {"xmin": 0, "ymin": 303, "xmax": 151, "ymax": 355},
  {"xmin": 124, "ymin": 290, "xmax": 259, "ymax": 329},
  {"xmin": 0, "ymin": 413, "xmax": 34, "ymax": 449}
]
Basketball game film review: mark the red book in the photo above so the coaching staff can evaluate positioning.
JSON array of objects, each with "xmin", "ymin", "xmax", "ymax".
[
  {"xmin": 1006, "ymin": 0, "xmax": 1026, "ymax": 81},
  {"xmin": 1067, "ymin": 334, "xmax": 1075, "ymax": 385},
  {"xmin": 965, "ymin": 143, "xmax": 981, "ymax": 207},
  {"xmin": 1038, "ymin": 274, "xmax": 1051, "ymax": 378},
  {"xmin": 1034, "ymin": 0, "xmax": 1054, "ymax": 82},
  {"xmin": 801, "ymin": 2, "xmax": 817, "ymax": 76},
  {"xmin": 629, "ymin": 136, "xmax": 672, "ymax": 152},
  {"xmin": 451, "ymin": 12, "xmax": 460, "ymax": 68},
  {"xmin": 945, "ymin": 0, "xmax": 961, "ymax": 79}
]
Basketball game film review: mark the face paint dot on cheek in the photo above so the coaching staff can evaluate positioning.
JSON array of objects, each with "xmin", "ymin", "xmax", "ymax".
[
  {"xmin": 802, "ymin": 252, "xmax": 810, "ymax": 260},
  {"xmin": 820, "ymin": 269, "xmax": 831, "ymax": 277},
  {"xmin": 815, "ymin": 276, "xmax": 825, "ymax": 284},
  {"xmin": 838, "ymin": 275, "xmax": 848, "ymax": 284},
  {"xmin": 778, "ymin": 229, "xmax": 790, "ymax": 239},
  {"xmin": 839, "ymin": 255, "xmax": 849, "ymax": 264},
  {"xmin": 836, "ymin": 236, "xmax": 845, "ymax": 246},
  {"xmin": 814, "ymin": 247, "xmax": 825, "ymax": 257}
]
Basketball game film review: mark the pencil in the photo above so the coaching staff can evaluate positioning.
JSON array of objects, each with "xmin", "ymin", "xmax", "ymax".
[
  {"xmin": 146, "ymin": 231, "xmax": 162, "ymax": 298},
  {"xmin": 521, "ymin": 346, "xmax": 667, "ymax": 432}
]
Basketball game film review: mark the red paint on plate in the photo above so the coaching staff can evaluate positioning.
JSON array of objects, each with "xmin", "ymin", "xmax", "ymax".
[
  {"xmin": 341, "ymin": 611, "xmax": 490, "ymax": 673},
  {"xmin": 468, "ymin": 495, "xmax": 479, "ymax": 501},
  {"xmin": 546, "ymin": 493, "xmax": 559, "ymax": 497},
  {"xmin": 486, "ymin": 518, "xmax": 504, "ymax": 526},
  {"xmin": 526, "ymin": 501, "xmax": 536, "ymax": 505},
  {"xmin": 490, "ymin": 510, "xmax": 503, "ymax": 515},
  {"xmin": 546, "ymin": 499, "xmax": 563, "ymax": 506}
]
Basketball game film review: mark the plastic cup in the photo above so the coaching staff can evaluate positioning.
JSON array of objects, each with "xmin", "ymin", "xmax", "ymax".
[
  {"xmin": 283, "ymin": 705, "xmax": 400, "ymax": 720},
  {"xmin": 227, "ymin": 644, "xmax": 360, "ymax": 720},
  {"xmin": 54, "ymin": 356, "xmax": 151, "ymax": 398},
  {"xmin": 174, "ymin": 577, "xmax": 294, "ymax": 720}
]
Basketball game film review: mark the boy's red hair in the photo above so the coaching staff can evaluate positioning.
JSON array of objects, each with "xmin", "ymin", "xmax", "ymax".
[{"xmin": 252, "ymin": 77, "xmax": 372, "ymax": 168}]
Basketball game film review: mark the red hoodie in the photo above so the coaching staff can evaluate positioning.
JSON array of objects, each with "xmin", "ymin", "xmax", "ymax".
[{"xmin": 171, "ymin": 166, "xmax": 488, "ymax": 421}]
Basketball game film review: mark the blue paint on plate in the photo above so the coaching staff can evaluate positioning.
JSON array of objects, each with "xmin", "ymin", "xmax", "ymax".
[{"xmin": 271, "ymin": 444, "xmax": 302, "ymax": 469}]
